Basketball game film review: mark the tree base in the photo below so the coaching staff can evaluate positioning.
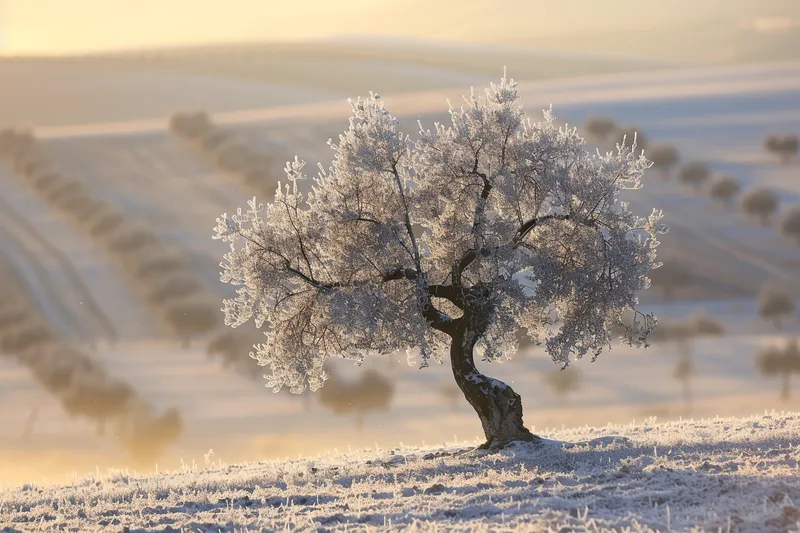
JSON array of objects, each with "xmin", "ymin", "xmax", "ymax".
[{"xmin": 478, "ymin": 432, "xmax": 541, "ymax": 450}]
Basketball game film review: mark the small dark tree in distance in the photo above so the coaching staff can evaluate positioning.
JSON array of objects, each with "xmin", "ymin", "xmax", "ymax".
[
  {"xmin": 648, "ymin": 144, "xmax": 680, "ymax": 178},
  {"xmin": 584, "ymin": 116, "xmax": 617, "ymax": 143},
  {"xmin": 648, "ymin": 261, "xmax": 692, "ymax": 299},
  {"xmin": 214, "ymin": 74, "xmax": 665, "ymax": 448},
  {"xmin": 544, "ymin": 367, "xmax": 582, "ymax": 404},
  {"xmin": 779, "ymin": 206, "xmax": 800, "ymax": 246},
  {"xmin": 756, "ymin": 338, "xmax": 800, "ymax": 401},
  {"xmin": 758, "ymin": 285, "xmax": 796, "ymax": 329},
  {"xmin": 677, "ymin": 162, "xmax": 711, "ymax": 193},
  {"xmin": 765, "ymin": 134, "xmax": 799, "ymax": 164},
  {"xmin": 651, "ymin": 314, "xmax": 725, "ymax": 413},
  {"xmin": 708, "ymin": 174, "xmax": 741, "ymax": 208},
  {"xmin": 317, "ymin": 368, "xmax": 395, "ymax": 430},
  {"xmin": 740, "ymin": 187, "xmax": 780, "ymax": 225}
]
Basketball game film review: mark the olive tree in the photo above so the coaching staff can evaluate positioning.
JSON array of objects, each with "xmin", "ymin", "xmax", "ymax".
[
  {"xmin": 764, "ymin": 135, "xmax": 798, "ymax": 165},
  {"xmin": 741, "ymin": 187, "xmax": 780, "ymax": 225},
  {"xmin": 647, "ymin": 144, "xmax": 680, "ymax": 177},
  {"xmin": 708, "ymin": 174, "xmax": 741, "ymax": 208},
  {"xmin": 584, "ymin": 117, "xmax": 617, "ymax": 143},
  {"xmin": 780, "ymin": 206, "xmax": 800, "ymax": 246},
  {"xmin": 214, "ymin": 74, "xmax": 665, "ymax": 448}
]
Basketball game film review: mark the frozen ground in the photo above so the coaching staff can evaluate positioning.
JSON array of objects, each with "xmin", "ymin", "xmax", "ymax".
[
  {"xmin": 0, "ymin": 61, "xmax": 799, "ymax": 489},
  {"xmin": 2, "ymin": 412, "xmax": 800, "ymax": 532}
]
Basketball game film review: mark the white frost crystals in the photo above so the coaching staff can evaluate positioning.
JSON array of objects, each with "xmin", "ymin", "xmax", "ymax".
[{"xmin": 213, "ymin": 71, "xmax": 667, "ymax": 394}]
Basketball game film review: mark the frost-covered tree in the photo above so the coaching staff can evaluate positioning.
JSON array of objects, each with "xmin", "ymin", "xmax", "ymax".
[
  {"xmin": 708, "ymin": 174, "xmax": 741, "ymax": 208},
  {"xmin": 214, "ymin": 74, "xmax": 665, "ymax": 448},
  {"xmin": 758, "ymin": 285, "xmax": 796, "ymax": 329},
  {"xmin": 741, "ymin": 187, "xmax": 780, "ymax": 225}
]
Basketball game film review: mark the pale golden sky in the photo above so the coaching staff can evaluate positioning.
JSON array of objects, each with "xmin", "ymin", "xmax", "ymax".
[{"xmin": 2, "ymin": 0, "xmax": 798, "ymax": 55}]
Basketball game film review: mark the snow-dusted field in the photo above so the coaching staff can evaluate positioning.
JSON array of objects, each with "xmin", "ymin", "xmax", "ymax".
[
  {"xmin": 1, "ymin": 59, "xmax": 799, "ymax": 492},
  {"xmin": 3, "ymin": 412, "xmax": 800, "ymax": 532}
]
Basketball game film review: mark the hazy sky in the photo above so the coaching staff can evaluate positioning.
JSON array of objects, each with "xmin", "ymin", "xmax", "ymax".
[{"xmin": 2, "ymin": 0, "xmax": 798, "ymax": 54}]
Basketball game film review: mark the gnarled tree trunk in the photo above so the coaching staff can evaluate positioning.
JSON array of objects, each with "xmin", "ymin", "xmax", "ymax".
[{"xmin": 450, "ymin": 325, "xmax": 537, "ymax": 449}]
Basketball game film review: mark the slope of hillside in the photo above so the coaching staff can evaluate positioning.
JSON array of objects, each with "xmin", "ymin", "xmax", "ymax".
[{"xmin": 2, "ymin": 412, "xmax": 799, "ymax": 532}]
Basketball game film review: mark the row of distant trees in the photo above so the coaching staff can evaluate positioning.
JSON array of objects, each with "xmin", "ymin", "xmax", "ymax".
[
  {"xmin": 587, "ymin": 118, "xmax": 798, "ymax": 165},
  {"xmin": 169, "ymin": 111, "xmax": 278, "ymax": 197},
  {"xmin": 0, "ymin": 129, "xmax": 220, "ymax": 349},
  {"xmin": 585, "ymin": 118, "xmax": 800, "ymax": 246},
  {"xmin": 0, "ymin": 129, "xmax": 272, "ymax": 381},
  {"xmin": 0, "ymin": 251, "xmax": 183, "ymax": 463}
]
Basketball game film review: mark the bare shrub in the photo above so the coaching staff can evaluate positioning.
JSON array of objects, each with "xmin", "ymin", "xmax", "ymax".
[
  {"xmin": 583, "ymin": 117, "xmax": 616, "ymax": 142},
  {"xmin": 708, "ymin": 174, "xmax": 741, "ymax": 208},
  {"xmin": 677, "ymin": 162, "xmax": 710, "ymax": 192},
  {"xmin": 647, "ymin": 144, "xmax": 680, "ymax": 176},
  {"xmin": 779, "ymin": 206, "xmax": 800, "ymax": 246},
  {"xmin": 758, "ymin": 285, "xmax": 796, "ymax": 328},
  {"xmin": 741, "ymin": 187, "xmax": 780, "ymax": 225},
  {"xmin": 765, "ymin": 134, "xmax": 799, "ymax": 164},
  {"xmin": 648, "ymin": 262, "xmax": 692, "ymax": 299}
]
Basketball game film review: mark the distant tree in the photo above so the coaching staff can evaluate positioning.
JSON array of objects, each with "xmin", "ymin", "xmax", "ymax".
[
  {"xmin": 648, "ymin": 261, "xmax": 692, "ymax": 299},
  {"xmin": 584, "ymin": 117, "xmax": 616, "ymax": 143},
  {"xmin": 613, "ymin": 126, "xmax": 647, "ymax": 154},
  {"xmin": 740, "ymin": 188, "xmax": 780, "ymax": 225},
  {"xmin": 677, "ymin": 162, "xmax": 711, "ymax": 192},
  {"xmin": 708, "ymin": 174, "xmax": 741, "ymax": 208},
  {"xmin": 647, "ymin": 144, "xmax": 680, "ymax": 177},
  {"xmin": 652, "ymin": 314, "xmax": 725, "ymax": 413},
  {"xmin": 756, "ymin": 338, "xmax": 800, "ymax": 401},
  {"xmin": 779, "ymin": 206, "xmax": 800, "ymax": 246},
  {"xmin": 214, "ymin": 74, "xmax": 665, "ymax": 448},
  {"xmin": 764, "ymin": 134, "xmax": 799, "ymax": 164},
  {"xmin": 169, "ymin": 111, "xmax": 213, "ymax": 140},
  {"xmin": 317, "ymin": 368, "xmax": 395, "ymax": 430},
  {"xmin": 758, "ymin": 285, "xmax": 796, "ymax": 329},
  {"xmin": 544, "ymin": 367, "xmax": 582, "ymax": 404}
]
